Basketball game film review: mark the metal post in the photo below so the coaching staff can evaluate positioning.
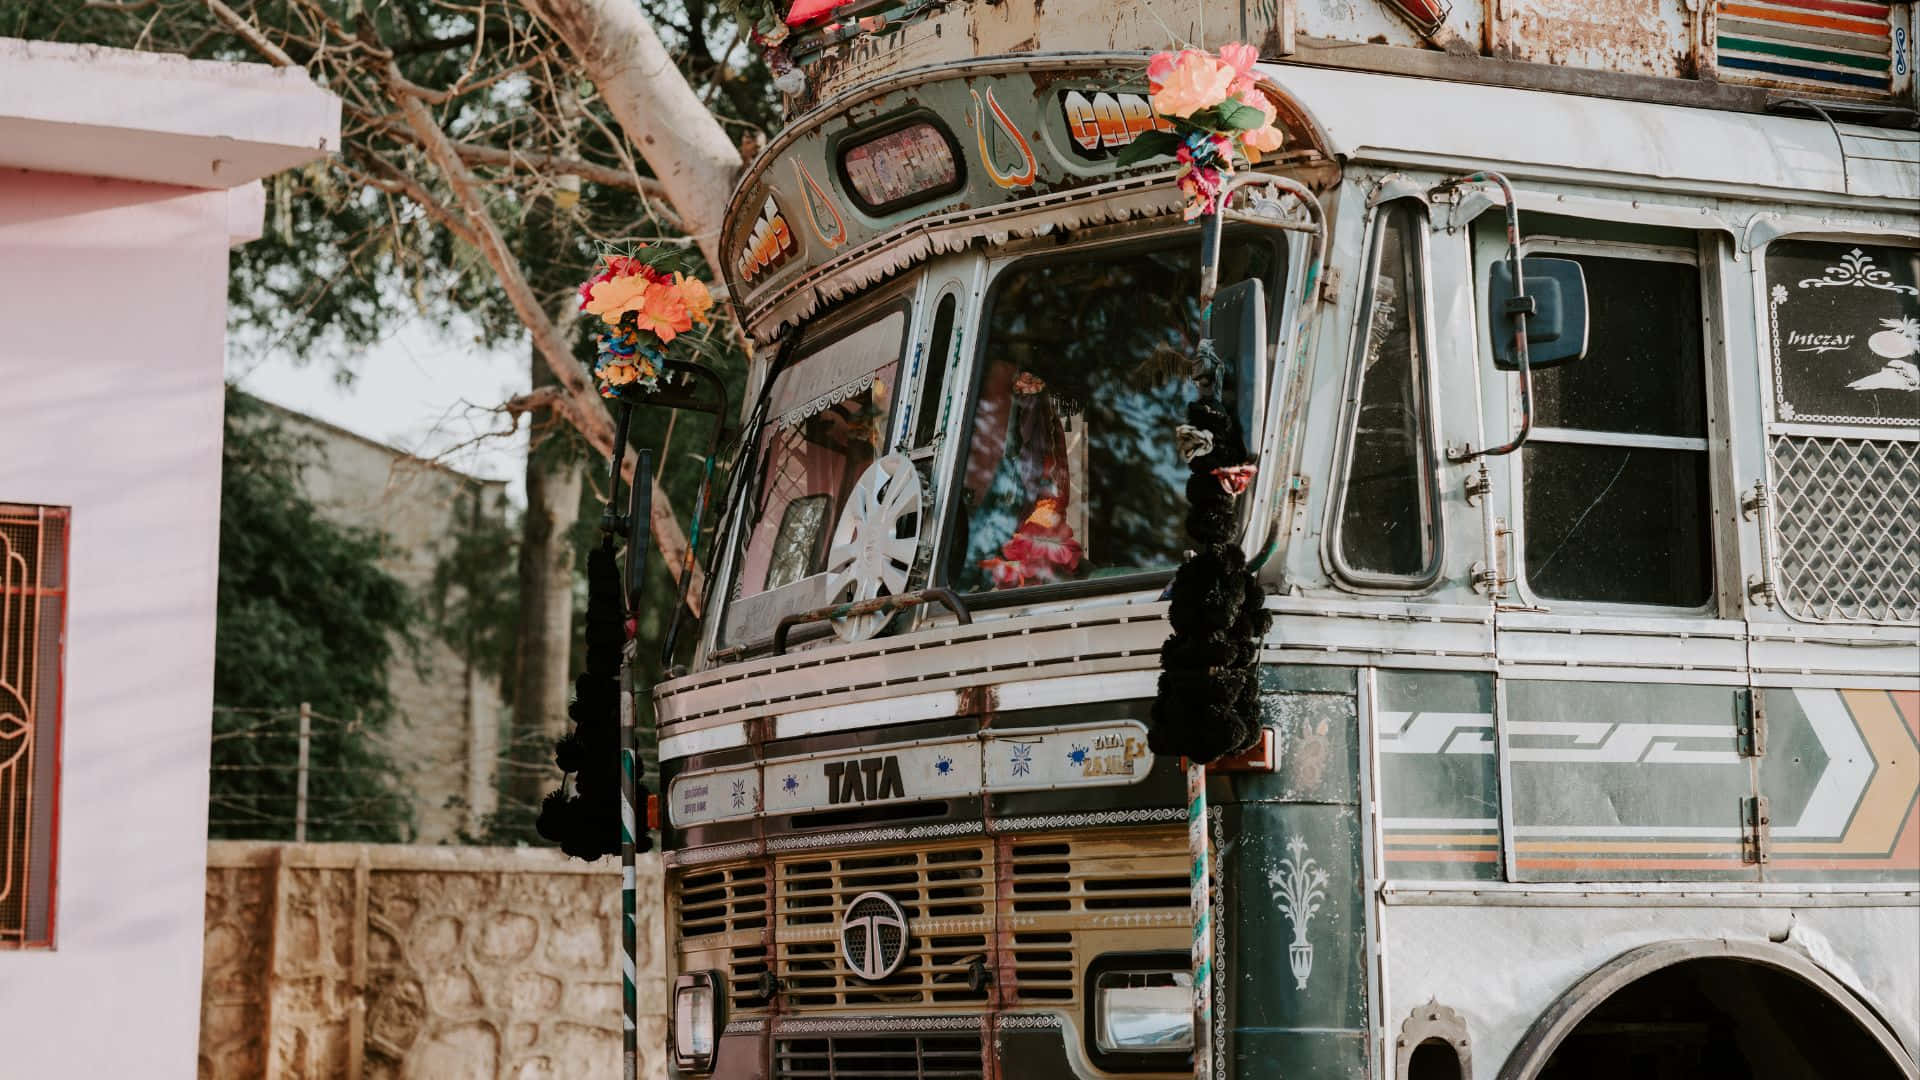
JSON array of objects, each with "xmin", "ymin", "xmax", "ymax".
[
  {"xmin": 294, "ymin": 702, "xmax": 311, "ymax": 844},
  {"xmin": 1188, "ymin": 760, "xmax": 1212, "ymax": 1079},
  {"xmin": 622, "ymin": 448, "xmax": 653, "ymax": 1080}
]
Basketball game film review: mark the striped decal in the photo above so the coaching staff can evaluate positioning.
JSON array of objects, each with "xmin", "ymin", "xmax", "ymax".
[
  {"xmin": 1187, "ymin": 762, "xmax": 1213, "ymax": 1080},
  {"xmin": 1716, "ymin": 0, "xmax": 1902, "ymax": 95}
]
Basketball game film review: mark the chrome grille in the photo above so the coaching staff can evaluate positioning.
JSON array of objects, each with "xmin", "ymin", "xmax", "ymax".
[
  {"xmin": 774, "ymin": 1032, "xmax": 984, "ymax": 1079},
  {"xmin": 1770, "ymin": 434, "xmax": 1919, "ymax": 624}
]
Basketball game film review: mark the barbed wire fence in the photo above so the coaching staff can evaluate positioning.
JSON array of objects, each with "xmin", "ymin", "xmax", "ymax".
[{"xmin": 210, "ymin": 705, "xmax": 657, "ymax": 845}]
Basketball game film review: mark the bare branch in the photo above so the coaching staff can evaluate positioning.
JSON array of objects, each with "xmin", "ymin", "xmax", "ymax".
[
  {"xmin": 384, "ymin": 61, "xmax": 706, "ymax": 612},
  {"xmin": 205, "ymin": 0, "xmax": 295, "ymax": 67},
  {"xmin": 449, "ymin": 141, "xmax": 683, "ymax": 228}
]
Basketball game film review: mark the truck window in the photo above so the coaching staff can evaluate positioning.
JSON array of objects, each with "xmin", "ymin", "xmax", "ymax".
[
  {"xmin": 1519, "ymin": 249, "xmax": 1713, "ymax": 607},
  {"xmin": 1761, "ymin": 239, "xmax": 1917, "ymax": 624},
  {"xmin": 720, "ymin": 304, "xmax": 908, "ymax": 645},
  {"xmin": 943, "ymin": 235, "xmax": 1279, "ymax": 594},
  {"xmin": 1332, "ymin": 201, "xmax": 1439, "ymax": 585}
]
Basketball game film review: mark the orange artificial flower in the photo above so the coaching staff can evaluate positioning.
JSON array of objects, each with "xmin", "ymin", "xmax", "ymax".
[
  {"xmin": 673, "ymin": 272, "xmax": 715, "ymax": 324},
  {"xmin": 583, "ymin": 273, "xmax": 657, "ymax": 324},
  {"xmin": 633, "ymin": 281, "xmax": 693, "ymax": 342}
]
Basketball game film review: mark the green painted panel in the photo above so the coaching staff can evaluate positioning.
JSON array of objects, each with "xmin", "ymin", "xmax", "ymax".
[
  {"xmin": 1760, "ymin": 687, "xmax": 1920, "ymax": 884},
  {"xmin": 1376, "ymin": 670, "xmax": 1502, "ymax": 882},
  {"xmin": 1218, "ymin": 687, "xmax": 1359, "ymax": 805},
  {"xmin": 1505, "ymin": 680, "xmax": 1756, "ymax": 883},
  {"xmin": 1217, "ymin": 802, "xmax": 1369, "ymax": 1079}
]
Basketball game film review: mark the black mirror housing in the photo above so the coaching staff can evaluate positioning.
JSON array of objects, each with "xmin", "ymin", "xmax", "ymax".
[
  {"xmin": 1488, "ymin": 256, "xmax": 1588, "ymax": 371},
  {"xmin": 1212, "ymin": 277, "xmax": 1267, "ymax": 443}
]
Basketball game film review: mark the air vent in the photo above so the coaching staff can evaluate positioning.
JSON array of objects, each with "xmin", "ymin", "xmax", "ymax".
[
  {"xmin": 774, "ymin": 1032, "xmax": 985, "ymax": 1079},
  {"xmin": 674, "ymin": 863, "xmax": 770, "ymax": 1010}
]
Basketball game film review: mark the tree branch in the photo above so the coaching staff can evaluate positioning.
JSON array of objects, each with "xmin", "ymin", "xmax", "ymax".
[
  {"xmin": 385, "ymin": 62, "xmax": 707, "ymax": 614},
  {"xmin": 205, "ymin": 0, "xmax": 295, "ymax": 67},
  {"xmin": 449, "ymin": 140, "xmax": 683, "ymax": 229}
]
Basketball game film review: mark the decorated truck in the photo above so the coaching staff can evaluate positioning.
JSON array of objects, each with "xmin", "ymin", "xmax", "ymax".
[{"xmin": 640, "ymin": 1, "xmax": 1918, "ymax": 1077}]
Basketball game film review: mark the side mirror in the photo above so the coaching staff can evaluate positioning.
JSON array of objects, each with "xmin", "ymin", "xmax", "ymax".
[
  {"xmin": 1488, "ymin": 257, "xmax": 1588, "ymax": 371},
  {"xmin": 1212, "ymin": 277, "xmax": 1267, "ymax": 444}
]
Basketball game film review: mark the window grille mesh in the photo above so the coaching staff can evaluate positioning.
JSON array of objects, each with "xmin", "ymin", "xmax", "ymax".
[
  {"xmin": 1769, "ymin": 435, "xmax": 1919, "ymax": 624},
  {"xmin": 0, "ymin": 505, "xmax": 67, "ymax": 946}
]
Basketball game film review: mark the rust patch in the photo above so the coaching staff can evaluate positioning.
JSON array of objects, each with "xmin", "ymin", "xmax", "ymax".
[{"xmin": 991, "ymin": 834, "xmax": 1019, "ymax": 1013}]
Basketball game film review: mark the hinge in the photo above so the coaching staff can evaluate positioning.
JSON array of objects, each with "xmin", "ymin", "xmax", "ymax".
[
  {"xmin": 1742, "ymin": 795, "xmax": 1771, "ymax": 864},
  {"xmin": 1739, "ymin": 480, "xmax": 1769, "ymax": 520},
  {"xmin": 1747, "ymin": 575, "xmax": 1777, "ymax": 608},
  {"xmin": 1739, "ymin": 691, "xmax": 1768, "ymax": 757},
  {"xmin": 1288, "ymin": 474, "xmax": 1311, "ymax": 504},
  {"xmin": 1463, "ymin": 462, "xmax": 1491, "ymax": 506}
]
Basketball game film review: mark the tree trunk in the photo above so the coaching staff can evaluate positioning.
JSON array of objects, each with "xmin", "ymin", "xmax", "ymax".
[
  {"xmin": 521, "ymin": 0, "xmax": 743, "ymax": 271},
  {"xmin": 507, "ymin": 360, "xmax": 584, "ymax": 816}
]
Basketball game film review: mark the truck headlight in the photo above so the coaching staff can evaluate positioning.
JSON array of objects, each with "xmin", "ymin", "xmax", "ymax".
[
  {"xmin": 671, "ymin": 971, "xmax": 720, "ymax": 1073},
  {"xmin": 1085, "ymin": 952, "xmax": 1194, "ymax": 1070}
]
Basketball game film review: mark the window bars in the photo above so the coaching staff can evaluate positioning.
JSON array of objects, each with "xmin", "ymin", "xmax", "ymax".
[{"xmin": 0, "ymin": 504, "xmax": 67, "ymax": 948}]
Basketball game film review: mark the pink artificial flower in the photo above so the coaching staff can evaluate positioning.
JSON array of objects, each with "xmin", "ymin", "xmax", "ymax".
[
  {"xmin": 1234, "ymin": 91, "xmax": 1286, "ymax": 160},
  {"xmin": 1178, "ymin": 165, "xmax": 1224, "ymax": 220},
  {"xmin": 1218, "ymin": 43, "xmax": 1260, "ymax": 96},
  {"xmin": 1148, "ymin": 49, "xmax": 1236, "ymax": 119}
]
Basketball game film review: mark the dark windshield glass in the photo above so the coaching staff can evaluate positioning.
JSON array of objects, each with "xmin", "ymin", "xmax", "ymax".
[{"xmin": 945, "ymin": 236, "xmax": 1278, "ymax": 593}]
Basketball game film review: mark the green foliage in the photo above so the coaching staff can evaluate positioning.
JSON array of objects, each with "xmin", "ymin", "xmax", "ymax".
[{"xmin": 212, "ymin": 391, "xmax": 417, "ymax": 841}]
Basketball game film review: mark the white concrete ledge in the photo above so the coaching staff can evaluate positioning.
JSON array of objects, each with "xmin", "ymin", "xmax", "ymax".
[{"xmin": 0, "ymin": 37, "xmax": 340, "ymax": 189}]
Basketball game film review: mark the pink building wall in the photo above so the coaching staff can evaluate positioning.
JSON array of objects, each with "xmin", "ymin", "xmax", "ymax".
[{"xmin": 0, "ymin": 168, "xmax": 246, "ymax": 1076}]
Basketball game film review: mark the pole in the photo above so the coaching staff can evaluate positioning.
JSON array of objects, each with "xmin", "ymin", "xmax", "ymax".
[
  {"xmin": 294, "ymin": 702, "xmax": 311, "ymax": 844},
  {"xmin": 621, "ymin": 448, "xmax": 653, "ymax": 1080},
  {"xmin": 1188, "ymin": 760, "xmax": 1212, "ymax": 1078}
]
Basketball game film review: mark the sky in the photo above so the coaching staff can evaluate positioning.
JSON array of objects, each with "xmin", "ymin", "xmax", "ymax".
[{"xmin": 225, "ymin": 316, "xmax": 533, "ymax": 504}]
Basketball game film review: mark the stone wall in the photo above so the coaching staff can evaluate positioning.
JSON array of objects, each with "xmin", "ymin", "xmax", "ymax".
[{"xmin": 202, "ymin": 842, "xmax": 667, "ymax": 1080}]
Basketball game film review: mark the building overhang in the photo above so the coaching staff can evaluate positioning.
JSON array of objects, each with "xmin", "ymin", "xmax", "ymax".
[{"xmin": 0, "ymin": 37, "xmax": 341, "ymax": 190}]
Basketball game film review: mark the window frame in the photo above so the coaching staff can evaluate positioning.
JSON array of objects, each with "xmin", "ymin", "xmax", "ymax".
[
  {"xmin": 1325, "ymin": 196, "xmax": 1446, "ymax": 592},
  {"xmin": 0, "ymin": 502, "xmax": 68, "ymax": 951},
  {"xmin": 1498, "ymin": 235, "xmax": 1721, "ymax": 615},
  {"xmin": 932, "ymin": 226, "xmax": 1287, "ymax": 609},
  {"xmin": 713, "ymin": 283, "xmax": 917, "ymax": 648}
]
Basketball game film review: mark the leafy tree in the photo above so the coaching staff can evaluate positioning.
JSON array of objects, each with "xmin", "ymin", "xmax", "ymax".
[{"xmin": 212, "ymin": 391, "xmax": 417, "ymax": 842}]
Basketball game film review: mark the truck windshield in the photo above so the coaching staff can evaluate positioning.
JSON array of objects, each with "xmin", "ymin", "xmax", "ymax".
[
  {"xmin": 945, "ymin": 235, "xmax": 1280, "ymax": 594},
  {"xmin": 719, "ymin": 304, "xmax": 908, "ymax": 646}
]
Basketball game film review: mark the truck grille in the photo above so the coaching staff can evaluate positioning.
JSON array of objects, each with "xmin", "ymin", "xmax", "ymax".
[
  {"xmin": 672, "ymin": 828, "xmax": 1189, "ymax": 1013},
  {"xmin": 675, "ymin": 862, "xmax": 770, "ymax": 1009},
  {"xmin": 779, "ymin": 843, "xmax": 993, "ymax": 1008},
  {"xmin": 774, "ymin": 1033, "xmax": 984, "ymax": 1079}
]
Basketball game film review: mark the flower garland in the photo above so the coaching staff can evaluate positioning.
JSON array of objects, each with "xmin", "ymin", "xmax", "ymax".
[
  {"xmin": 577, "ymin": 250, "xmax": 716, "ymax": 398},
  {"xmin": 1117, "ymin": 44, "xmax": 1287, "ymax": 220}
]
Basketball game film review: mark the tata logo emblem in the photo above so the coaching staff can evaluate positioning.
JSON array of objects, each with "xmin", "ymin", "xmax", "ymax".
[
  {"xmin": 839, "ymin": 891, "xmax": 909, "ymax": 982},
  {"xmin": 823, "ymin": 755, "xmax": 906, "ymax": 804}
]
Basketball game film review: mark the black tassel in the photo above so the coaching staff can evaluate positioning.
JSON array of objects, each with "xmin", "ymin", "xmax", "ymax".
[
  {"xmin": 536, "ymin": 543, "xmax": 654, "ymax": 860},
  {"xmin": 1147, "ymin": 341, "xmax": 1267, "ymax": 765}
]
